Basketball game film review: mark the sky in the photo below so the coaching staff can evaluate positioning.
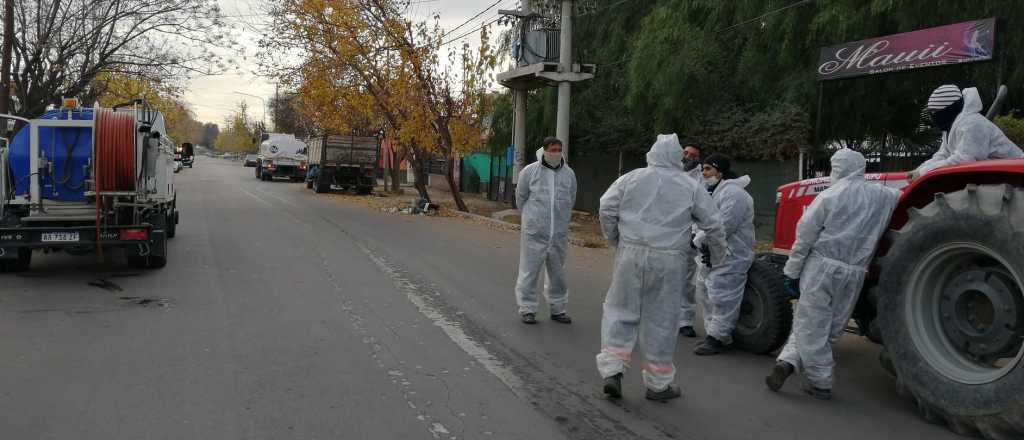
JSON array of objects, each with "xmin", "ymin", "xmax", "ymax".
[{"xmin": 184, "ymin": 0, "xmax": 519, "ymax": 127}]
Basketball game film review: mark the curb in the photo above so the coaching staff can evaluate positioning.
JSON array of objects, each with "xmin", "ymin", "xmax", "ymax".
[
  {"xmin": 447, "ymin": 210, "xmax": 606, "ymax": 249},
  {"xmin": 448, "ymin": 210, "xmax": 520, "ymax": 230}
]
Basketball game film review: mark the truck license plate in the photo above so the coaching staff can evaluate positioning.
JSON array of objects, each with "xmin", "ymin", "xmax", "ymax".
[{"xmin": 41, "ymin": 231, "xmax": 80, "ymax": 243}]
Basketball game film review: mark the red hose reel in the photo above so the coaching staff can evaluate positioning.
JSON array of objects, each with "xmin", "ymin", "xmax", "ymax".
[{"xmin": 94, "ymin": 108, "xmax": 136, "ymax": 192}]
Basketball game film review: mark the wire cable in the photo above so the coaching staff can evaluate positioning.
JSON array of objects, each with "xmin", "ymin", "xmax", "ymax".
[{"xmin": 441, "ymin": 0, "xmax": 504, "ymax": 39}]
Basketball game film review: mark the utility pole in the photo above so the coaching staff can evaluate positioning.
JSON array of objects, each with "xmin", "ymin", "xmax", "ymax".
[
  {"xmin": 555, "ymin": 0, "xmax": 572, "ymax": 162},
  {"xmin": 0, "ymin": 0, "xmax": 13, "ymax": 115},
  {"xmin": 274, "ymin": 83, "xmax": 280, "ymax": 132},
  {"xmin": 498, "ymin": 0, "xmax": 593, "ymax": 187},
  {"xmin": 511, "ymin": 0, "xmax": 530, "ymax": 186}
]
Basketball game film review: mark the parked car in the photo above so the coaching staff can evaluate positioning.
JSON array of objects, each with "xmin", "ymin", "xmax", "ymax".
[{"xmin": 244, "ymin": 154, "xmax": 259, "ymax": 167}]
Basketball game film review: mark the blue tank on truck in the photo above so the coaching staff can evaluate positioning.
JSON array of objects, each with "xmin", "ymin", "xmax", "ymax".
[{"xmin": 9, "ymin": 108, "xmax": 94, "ymax": 201}]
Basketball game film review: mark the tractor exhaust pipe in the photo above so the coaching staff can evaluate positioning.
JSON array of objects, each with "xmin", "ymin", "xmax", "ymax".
[{"xmin": 986, "ymin": 84, "xmax": 1008, "ymax": 121}]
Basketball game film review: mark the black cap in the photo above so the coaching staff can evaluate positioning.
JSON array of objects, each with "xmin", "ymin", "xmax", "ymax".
[
  {"xmin": 704, "ymin": 153, "xmax": 737, "ymax": 179},
  {"xmin": 704, "ymin": 153, "xmax": 731, "ymax": 173}
]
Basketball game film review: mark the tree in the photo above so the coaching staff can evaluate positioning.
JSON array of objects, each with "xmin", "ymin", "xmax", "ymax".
[
  {"xmin": 200, "ymin": 123, "xmax": 220, "ymax": 148},
  {"xmin": 260, "ymin": 0, "xmax": 497, "ymax": 210},
  {"xmin": 269, "ymin": 93, "xmax": 314, "ymax": 139},
  {"xmin": 9, "ymin": 0, "xmax": 233, "ymax": 117},
  {"xmin": 93, "ymin": 72, "xmax": 204, "ymax": 145},
  {"xmin": 520, "ymin": 0, "xmax": 1024, "ymax": 165},
  {"xmin": 996, "ymin": 115, "xmax": 1024, "ymax": 146},
  {"xmin": 215, "ymin": 101, "xmax": 258, "ymax": 153}
]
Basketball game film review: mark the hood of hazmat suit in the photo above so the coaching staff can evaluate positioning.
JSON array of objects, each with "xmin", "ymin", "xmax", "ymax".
[
  {"xmin": 916, "ymin": 87, "xmax": 1022, "ymax": 175},
  {"xmin": 777, "ymin": 149, "xmax": 901, "ymax": 389},
  {"xmin": 698, "ymin": 174, "xmax": 756, "ymax": 343},
  {"xmin": 596, "ymin": 134, "xmax": 728, "ymax": 392},
  {"xmin": 514, "ymin": 147, "xmax": 577, "ymax": 315}
]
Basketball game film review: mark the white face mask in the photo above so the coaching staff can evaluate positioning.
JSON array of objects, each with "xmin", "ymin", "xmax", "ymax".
[
  {"xmin": 543, "ymin": 151, "xmax": 562, "ymax": 166},
  {"xmin": 704, "ymin": 176, "xmax": 720, "ymax": 187}
]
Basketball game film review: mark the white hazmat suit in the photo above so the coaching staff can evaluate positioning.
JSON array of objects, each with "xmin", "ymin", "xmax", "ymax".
[
  {"xmin": 916, "ymin": 87, "xmax": 1022, "ymax": 175},
  {"xmin": 778, "ymin": 149, "xmax": 901, "ymax": 390},
  {"xmin": 515, "ymin": 148, "xmax": 577, "ymax": 316},
  {"xmin": 696, "ymin": 175, "xmax": 756, "ymax": 344},
  {"xmin": 596, "ymin": 134, "xmax": 727, "ymax": 392},
  {"xmin": 678, "ymin": 166, "xmax": 705, "ymax": 329}
]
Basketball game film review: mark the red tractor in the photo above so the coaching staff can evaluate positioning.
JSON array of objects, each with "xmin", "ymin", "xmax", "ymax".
[{"xmin": 736, "ymin": 107, "xmax": 1024, "ymax": 437}]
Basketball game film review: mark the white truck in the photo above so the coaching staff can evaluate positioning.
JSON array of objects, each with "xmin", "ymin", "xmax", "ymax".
[{"xmin": 256, "ymin": 133, "xmax": 307, "ymax": 182}]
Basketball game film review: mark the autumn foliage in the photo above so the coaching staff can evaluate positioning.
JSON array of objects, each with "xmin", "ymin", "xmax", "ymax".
[{"xmin": 260, "ymin": 0, "xmax": 497, "ymax": 210}]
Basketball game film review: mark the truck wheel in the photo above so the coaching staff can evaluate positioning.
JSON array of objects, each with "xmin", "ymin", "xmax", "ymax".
[
  {"xmin": 315, "ymin": 179, "xmax": 330, "ymax": 194},
  {"xmin": 357, "ymin": 186, "xmax": 372, "ymax": 195},
  {"xmin": 732, "ymin": 255, "xmax": 793, "ymax": 354},
  {"xmin": 878, "ymin": 184, "xmax": 1024, "ymax": 439},
  {"xmin": 0, "ymin": 248, "xmax": 32, "ymax": 273}
]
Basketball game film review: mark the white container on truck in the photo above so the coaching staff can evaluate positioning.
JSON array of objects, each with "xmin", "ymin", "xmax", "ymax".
[{"xmin": 256, "ymin": 133, "xmax": 307, "ymax": 182}]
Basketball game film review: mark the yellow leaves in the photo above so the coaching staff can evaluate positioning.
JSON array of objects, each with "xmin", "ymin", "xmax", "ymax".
[
  {"xmin": 267, "ymin": 0, "xmax": 498, "ymax": 159},
  {"xmin": 93, "ymin": 73, "xmax": 202, "ymax": 145},
  {"xmin": 214, "ymin": 101, "xmax": 258, "ymax": 152}
]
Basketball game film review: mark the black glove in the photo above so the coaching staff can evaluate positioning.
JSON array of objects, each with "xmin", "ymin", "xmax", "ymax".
[
  {"xmin": 700, "ymin": 244, "xmax": 711, "ymax": 268},
  {"xmin": 783, "ymin": 277, "xmax": 801, "ymax": 299}
]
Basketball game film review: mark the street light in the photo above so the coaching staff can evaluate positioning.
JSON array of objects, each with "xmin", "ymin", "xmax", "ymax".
[{"xmin": 232, "ymin": 91, "xmax": 267, "ymax": 129}]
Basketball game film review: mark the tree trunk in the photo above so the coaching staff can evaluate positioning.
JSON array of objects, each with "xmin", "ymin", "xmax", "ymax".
[
  {"xmin": 390, "ymin": 150, "xmax": 403, "ymax": 193},
  {"xmin": 411, "ymin": 155, "xmax": 430, "ymax": 202},
  {"xmin": 446, "ymin": 155, "xmax": 468, "ymax": 212}
]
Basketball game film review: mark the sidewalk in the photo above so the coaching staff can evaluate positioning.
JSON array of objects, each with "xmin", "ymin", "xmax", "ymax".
[{"xmin": 327, "ymin": 185, "xmax": 609, "ymax": 248}]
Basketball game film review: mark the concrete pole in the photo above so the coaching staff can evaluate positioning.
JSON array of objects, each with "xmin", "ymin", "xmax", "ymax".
[
  {"xmin": 0, "ymin": 0, "xmax": 13, "ymax": 115},
  {"xmin": 513, "ymin": 90, "xmax": 527, "ymax": 185},
  {"xmin": 555, "ymin": 0, "xmax": 572, "ymax": 163},
  {"xmin": 511, "ymin": 0, "xmax": 531, "ymax": 185}
]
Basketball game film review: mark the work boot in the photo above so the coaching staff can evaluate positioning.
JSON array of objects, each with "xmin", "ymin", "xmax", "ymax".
[
  {"xmin": 693, "ymin": 335, "xmax": 728, "ymax": 356},
  {"xmin": 551, "ymin": 313, "xmax": 572, "ymax": 324},
  {"xmin": 678, "ymin": 326, "xmax": 697, "ymax": 338},
  {"xmin": 603, "ymin": 373, "xmax": 623, "ymax": 399},
  {"xmin": 802, "ymin": 383, "xmax": 832, "ymax": 400},
  {"xmin": 645, "ymin": 385, "xmax": 682, "ymax": 402},
  {"xmin": 521, "ymin": 313, "xmax": 537, "ymax": 325},
  {"xmin": 765, "ymin": 361, "xmax": 795, "ymax": 392}
]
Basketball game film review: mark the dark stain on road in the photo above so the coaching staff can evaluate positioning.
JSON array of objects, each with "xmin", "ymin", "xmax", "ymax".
[
  {"xmin": 88, "ymin": 278, "xmax": 123, "ymax": 292},
  {"xmin": 119, "ymin": 296, "xmax": 173, "ymax": 308}
]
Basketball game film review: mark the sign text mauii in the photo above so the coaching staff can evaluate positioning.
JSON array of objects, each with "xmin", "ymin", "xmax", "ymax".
[{"xmin": 818, "ymin": 18, "xmax": 996, "ymax": 81}]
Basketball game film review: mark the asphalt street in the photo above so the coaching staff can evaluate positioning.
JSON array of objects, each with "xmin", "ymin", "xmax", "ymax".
[{"xmin": 0, "ymin": 159, "xmax": 961, "ymax": 439}]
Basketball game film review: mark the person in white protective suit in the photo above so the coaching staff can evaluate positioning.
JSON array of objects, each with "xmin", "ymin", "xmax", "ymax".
[
  {"xmin": 514, "ymin": 137, "xmax": 577, "ymax": 325},
  {"xmin": 765, "ymin": 149, "xmax": 900, "ymax": 400},
  {"xmin": 692, "ymin": 153, "xmax": 756, "ymax": 356},
  {"xmin": 908, "ymin": 85, "xmax": 1022, "ymax": 180},
  {"xmin": 678, "ymin": 144, "xmax": 704, "ymax": 338},
  {"xmin": 596, "ymin": 134, "xmax": 727, "ymax": 401}
]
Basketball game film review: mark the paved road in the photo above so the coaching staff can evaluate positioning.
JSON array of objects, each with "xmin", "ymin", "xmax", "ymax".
[{"xmin": 1, "ymin": 159, "xmax": 960, "ymax": 439}]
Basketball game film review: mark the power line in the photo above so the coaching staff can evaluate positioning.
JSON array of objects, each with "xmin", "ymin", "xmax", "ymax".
[
  {"xmin": 600, "ymin": 0, "xmax": 811, "ymax": 68},
  {"xmin": 441, "ymin": 16, "xmax": 502, "ymax": 47},
  {"xmin": 441, "ymin": 0, "xmax": 504, "ymax": 38},
  {"xmin": 577, "ymin": 0, "xmax": 631, "ymax": 17},
  {"xmin": 716, "ymin": 0, "xmax": 811, "ymax": 34}
]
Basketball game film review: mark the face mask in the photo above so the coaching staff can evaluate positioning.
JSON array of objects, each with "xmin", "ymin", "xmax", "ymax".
[
  {"xmin": 683, "ymin": 156, "xmax": 699, "ymax": 171},
  {"xmin": 543, "ymin": 151, "xmax": 562, "ymax": 166},
  {"xmin": 704, "ymin": 176, "xmax": 720, "ymax": 187},
  {"xmin": 930, "ymin": 98, "xmax": 964, "ymax": 133}
]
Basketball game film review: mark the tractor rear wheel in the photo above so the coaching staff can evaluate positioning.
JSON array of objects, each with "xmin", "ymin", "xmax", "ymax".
[
  {"xmin": 879, "ymin": 184, "xmax": 1024, "ymax": 439},
  {"xmin": 732, "ymin": 255, "xmax": 792, "ymax": 354}
]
